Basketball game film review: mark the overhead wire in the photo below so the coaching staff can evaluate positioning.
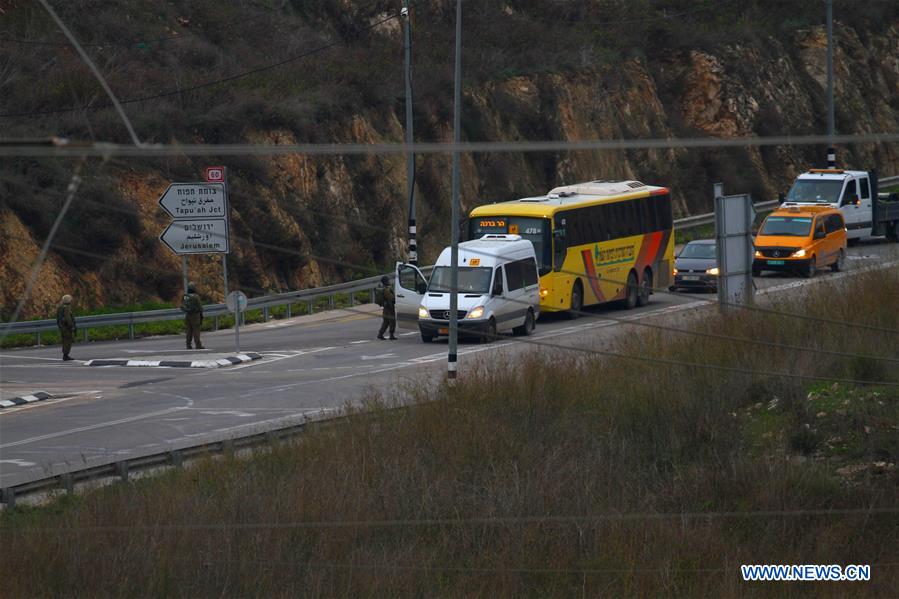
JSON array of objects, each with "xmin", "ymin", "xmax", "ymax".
[
  {"xmin": 4, "ymin": 505, "xmax": 899, "ymax": 535},
  {"xmin": 0, "ymin": 12, "xmax": 401, "ymax": 120}
]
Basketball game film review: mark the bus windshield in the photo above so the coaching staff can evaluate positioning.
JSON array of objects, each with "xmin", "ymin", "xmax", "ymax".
[
  {"xmin": 428, "ymin": 267, "xmax": 493, "ymax": 294},
  {"xmin": 786, "ymin": 179, "xmax": 843, "ymax": 204},
  {"xmin": 760, "ymin": 216, "xmax": 812, "ymax": 237},
  {"xmin": 469, "ymin": 216, "xmax": 551, "ymax": 274}
]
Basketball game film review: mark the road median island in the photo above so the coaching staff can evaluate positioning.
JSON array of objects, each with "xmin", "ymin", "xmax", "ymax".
[
  {"xmin": 1, "ymin": 266, "xmax": 898, "ymax": 596},
  {"xmin": 84, "ymin": 352, "xmax": 262, "ymax": 368},
  {"xmin": 0, "ymin": 391, "xmax": 52, "ymax": 410}
]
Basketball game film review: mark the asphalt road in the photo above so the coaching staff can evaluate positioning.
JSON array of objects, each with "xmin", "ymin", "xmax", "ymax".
[{"xmin": 1, "ymin": 241, "xmax": 897, "ymax": 488}]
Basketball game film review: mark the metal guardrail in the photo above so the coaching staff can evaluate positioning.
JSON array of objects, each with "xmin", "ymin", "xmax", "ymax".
[{"xmin": 4, "ymin": 179, "xmax": 898, "ymax": 344}]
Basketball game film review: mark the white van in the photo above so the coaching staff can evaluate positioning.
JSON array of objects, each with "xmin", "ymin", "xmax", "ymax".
[{"xmin": 395, "ymin": 234, "xmax": 540, "ymax": 342}]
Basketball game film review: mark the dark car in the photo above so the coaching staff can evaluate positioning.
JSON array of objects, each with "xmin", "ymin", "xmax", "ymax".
[{"xmin": 669, "ymin": 239, "xmax": 718, "ymax": 292}]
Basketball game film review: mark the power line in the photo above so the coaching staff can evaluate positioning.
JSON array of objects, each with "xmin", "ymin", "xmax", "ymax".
[
  {"xmin": 518, "ymin": 0, "xmax": 740, "ymax": 27},
  {"xmin": 1, "ymin": 131, "xmax": 898, "ymax": 156},
  {"xmin": 4, "ymin": 506, "xmax": 899, "ymax": 535},
  {"xmin": 0, "ymin": 12, "xmax": 400, "ymax": 120}
]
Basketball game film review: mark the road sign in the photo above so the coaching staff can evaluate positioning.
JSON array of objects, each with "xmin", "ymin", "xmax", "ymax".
[
  {"xmin": 158, "ymin": 183, "xmax": 227, "ymax": 219},
  {"xmin": 205, "ymin": 166, "xmax": 225, "ymax": 183},
  {"xmin": 226, "ymin": 290, "xmax": 248, "ymax": 313},
  {"xmin": 160, "ymin": 219, "xmax": 229, "ymax": 254}
]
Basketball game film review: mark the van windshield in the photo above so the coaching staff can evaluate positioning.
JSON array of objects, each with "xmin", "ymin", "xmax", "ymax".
[
  {"xmin": 428, "ymin": 267, "xmax": 493, "ymax": 294},
  {"xmin": 786, "ymin": 179, "xmax": 842, "ymax": 204},
  {"xmin": 760, "ymin": 216, "xmax": 812, "ymax": 237}
]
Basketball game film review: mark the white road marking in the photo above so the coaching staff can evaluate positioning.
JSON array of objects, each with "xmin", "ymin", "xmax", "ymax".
[
  {"xmin": 0, "ymin": 459, "xmax": 37, "ymax": 467},
  {"xmin": 197, "ymin": 410, "xmax": 256, "ymax": 417},
  {"xmin": 349, "ymin": 340, "xmax": 370, "ymax": 345},
  {"xmin": 218, "ymin": 347, "xmax": 336, "ymax": 372},
  {"xmin": 0, "ymin": 354, "xmax": 62, "ymax": 361},
  {"xmin": 361, "ymin": 353, "xmax": 397, "ymax": 361},
  {"xmin": 400, "ymin": 332, "xmax": 418, "ymax": 337}
]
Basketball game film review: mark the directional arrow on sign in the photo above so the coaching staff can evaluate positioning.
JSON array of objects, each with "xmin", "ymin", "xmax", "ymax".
[
  {"xmin": 158, "ymin": 183, "xmax": 227, "ymax": 219},
  {"xmin": 160, "ymin": 219, "xmax": 229, "ymax": 254}
]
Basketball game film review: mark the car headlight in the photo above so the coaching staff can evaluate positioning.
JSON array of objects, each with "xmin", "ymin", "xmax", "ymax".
[
  {"xmin": 418, "ymin": 306, "xmax": 429, "ymax": 319},
  {"xmin": 792, "ymin": 249, "xmax": 806, "ymax": 258},
  {"xmin": 706, "ymin": 267, "xmax": 719, "ymax": 276},
  {"xmin": 466, "ymin": 306, "xmax": 485, "ymax": 319},
  {"xmin": 539, "ymin": 287, "xmax": 549, "ymax": 298},
  {"xmin": 754, "ymin": 250, "xmax": 762, "ymax": 258},
  {"xmin": 672, "ymin": 267, "xmax": 679, "ymax": 275}
]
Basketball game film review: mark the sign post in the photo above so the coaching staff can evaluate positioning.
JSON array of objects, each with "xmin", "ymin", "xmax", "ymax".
[
  {"xmin": 714, "ymin": 183, "xmax": 755, "ymax": 312},
  {"xmin": 203, "ymin": 167, "xmax": 230, "ymax": 303},
  {"xmin": 226, "ymin": 290, "xmax": 247, "ymax": 354}
]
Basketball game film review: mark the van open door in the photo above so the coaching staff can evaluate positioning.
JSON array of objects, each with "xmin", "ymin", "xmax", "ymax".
[{"xmin": 394, "ymin": 262, "xmax": 427, "ymax": 329}]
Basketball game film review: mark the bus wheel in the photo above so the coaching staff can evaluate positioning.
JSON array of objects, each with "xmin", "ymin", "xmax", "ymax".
[
  {"xmin": 513, "ymin": 309, "xmax": 535, "ymax": 336},
  {"xmin": 624, "ymin": 271, "xmax": 639, "ymax": 309},
  {"xmin": 566, "ymin": 281, "xmax": 583, "ymax": 319},
  {"xmin": 636, "ymin": 268, "xmax": 652, "ymax": 307}
]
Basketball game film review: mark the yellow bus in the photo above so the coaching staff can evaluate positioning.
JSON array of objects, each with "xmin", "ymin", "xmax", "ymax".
[{"xmin": 468, "ymin": 180, "xmax": 674, "ymax": 314}]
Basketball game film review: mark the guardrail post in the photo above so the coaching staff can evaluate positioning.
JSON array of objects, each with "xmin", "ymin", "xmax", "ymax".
[
  {"xmin": 263, "ymin": 306, "xmax": 269, "ymax": 322},
  {"xmin": 128, "ymin": 323, "xmax": 135, "ymax": 340},
  {"xmin": 1, "ymin": 487, "xmax": 15, "ymax": 508},
  {"xmin": 370, "ymin": 288, "xmax": 376, "ymax": 304},
  {"xmin": 307, "ymin": 300, "xmax": 313, "ymax": 315},
  {"xmin": 329, "ymin": 294, "xmax": 334, "ymax": 310},
  {"xmin": 214, "ymin": 315, "xmax": 219, "ymax": 331},
  {"xmin": 349, "ymin": 292, "xmax": 355, "ymax": 306},
  {"xmin": 36, "ymin": 331, "xmax": 41, "ymax": 346},
  {"xmin": 115, "ymin": 461, "xmax": 129, "ymax": 482},
  {"xmin": 83, "ymin": 327, "xmax": 89, "ymax": 342},
  {"xmin": 286, "ymin": 303, "xmax": 292, "ymax": 318},
  {"xmin": 61, "ymin": 473, "xmax": 74, "ymax": 495}
]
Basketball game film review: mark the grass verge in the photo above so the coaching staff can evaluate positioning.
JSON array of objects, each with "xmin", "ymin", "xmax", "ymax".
[{"xmin": 1, "ymin": 268, "xmax": 898, "ymax": 596}]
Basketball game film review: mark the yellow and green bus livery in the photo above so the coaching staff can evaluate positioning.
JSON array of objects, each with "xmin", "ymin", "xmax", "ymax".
[{"xmin": 468, "ymin": 180, "xmax": 674, "ymax": 314}]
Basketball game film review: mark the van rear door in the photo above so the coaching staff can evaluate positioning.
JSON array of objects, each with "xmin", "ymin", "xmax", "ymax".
[{"xmin": 394, "ymin": 263, "xmax": 427, "ymax": 329}]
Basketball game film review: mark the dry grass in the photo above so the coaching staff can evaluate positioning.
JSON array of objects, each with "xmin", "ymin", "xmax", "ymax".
[{"xmin": 1, "ymin": 268, "xmax": 898, "ymax": 597}]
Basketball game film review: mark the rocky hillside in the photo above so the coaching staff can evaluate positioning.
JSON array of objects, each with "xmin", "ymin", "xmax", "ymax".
[{"xmin": 1, "ymin": 0, "xmax": 897, "ymax": 318}]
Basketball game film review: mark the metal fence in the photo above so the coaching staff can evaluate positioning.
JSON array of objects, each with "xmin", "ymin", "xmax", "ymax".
[{"xmin": 4, "ymin": 178, "xmax": 898, "ymax": 344}]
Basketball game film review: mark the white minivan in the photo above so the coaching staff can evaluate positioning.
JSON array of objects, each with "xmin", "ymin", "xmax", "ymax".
[{"xmin": 395, "ymin": 234, "xmax": 540, "ymax": 342}]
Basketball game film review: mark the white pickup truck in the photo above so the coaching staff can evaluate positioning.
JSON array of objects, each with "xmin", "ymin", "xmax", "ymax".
[{"xmin": 781, "ymin": 169, "xmax": 899, "ymax": 244}]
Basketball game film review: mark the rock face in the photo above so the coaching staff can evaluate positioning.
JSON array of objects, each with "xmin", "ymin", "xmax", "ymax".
[{"xmin": 2, "ymin": 17, "xmax": 898, "ymax": 319}]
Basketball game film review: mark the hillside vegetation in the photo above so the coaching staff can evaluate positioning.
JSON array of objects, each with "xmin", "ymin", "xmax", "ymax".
[
  {"xmin": 1, "ymin": 0, "xmax": 898, "ymax": 318},
  {"xmin": 2, "ymin": 265, "xmax": 898, "ymax": 596}
]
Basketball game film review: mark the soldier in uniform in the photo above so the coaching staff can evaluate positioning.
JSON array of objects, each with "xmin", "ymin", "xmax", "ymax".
[
  {"xmin": 181, "ymin": 282, "xmax": 205, "ymax": 350},
  {"xmin": 377, "ymin": 275, "xmax": 397, "ymax": 340},
  {"xmin": 56, "ymin": 294, "xmax": 76, "ymax": 361}
]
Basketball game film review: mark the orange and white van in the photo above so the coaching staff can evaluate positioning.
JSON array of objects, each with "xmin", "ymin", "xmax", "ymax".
[{"xmin": 753, "ymin": 206, "xmax": 847, "ymax": 278}]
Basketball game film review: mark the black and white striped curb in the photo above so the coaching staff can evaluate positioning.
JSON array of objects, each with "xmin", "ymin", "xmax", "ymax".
[
  {"xmin": 85, "ymin": 353, "xmax": 263, "ymax": 369},
  {"xmin": 0, "ymin": 391, "xmax": 52, "ymax": 410}
]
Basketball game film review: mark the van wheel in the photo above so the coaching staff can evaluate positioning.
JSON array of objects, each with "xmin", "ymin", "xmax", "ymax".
[
  {"xmin": 482, "ymin": 317, "xmax": 497, "ymax": 343},
  {"xmin": 623, "ymin": 271, "xmax": 638, "ymax": 309},
  {"xmin": 803, "ymin": 257, "xmax": 817, "ymax": 278},
  {"xmin": 513, "ymin": 309, "xmax": 535, "ymax": 336},
  {"xmin": 636, "ymin": 269, "xmax": 652, "ymax": 307},
  {"xmin": 566, "ymin": 281, "xmax": 583, "ymax": 319},
  {"xmin": 421, "ymin": 333, "xmax": 434, "ymax": 343},
  {"xmin": 831, "ymin": 249, "xmax": 845, "ymax": 272}
]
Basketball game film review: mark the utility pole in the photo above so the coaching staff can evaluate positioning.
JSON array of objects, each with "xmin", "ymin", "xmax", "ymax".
[
  {"xmin": 403, "ymin": 0, "xmax": 417, "ymax": 265},
  {"xmin": 826, "ymin": 0, "xmax": 836, "ymax": 167},
  {"xmin": 448, "ymin": 0, "xmax": 462, "ymax": 381}
]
